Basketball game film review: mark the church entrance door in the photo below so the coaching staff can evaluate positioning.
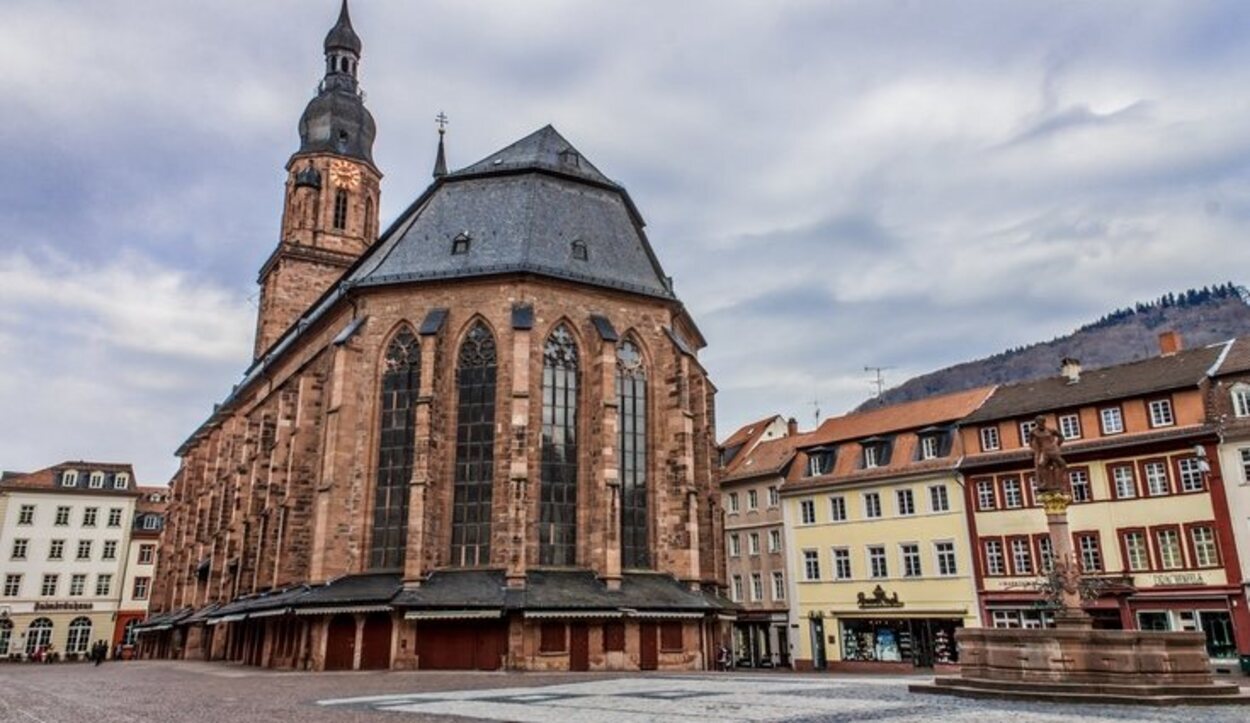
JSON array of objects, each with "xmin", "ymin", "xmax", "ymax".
[
  {"xmin": 359, "ymin": 613, "xmax": 392, "ymax": 670},
  {"xmin": 569, "ymin": 624, "xmax": 589, "ymax": 671},
  {"xmin": 639, "ymin": 622, "xmax": 658, "ymax": 670},
  {"xmin": 417, "ymin": 621, "xmax": 506, "ymax": 670},
  {"xmin": 325, "ymin": 614, "xmax": 357, "ymax": 671}
]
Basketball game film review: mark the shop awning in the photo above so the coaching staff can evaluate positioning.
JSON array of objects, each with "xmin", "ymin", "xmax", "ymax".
[
  {"xmin": 249, "ymin": 608, "xmax": 291, "ymax": 619},
  {"xmin": 295, "ymin": 605, "xmax": 391, "ymax": 616},
  {"xmin": 523, "ymin": 610, "xmax": 623, "ymax": 620},
  {"xmin": 404, "ymin": 609, "xmax": 502, "ymax": 621},
  {"xmin": 628, "ymin": 611, "xmax": 705, "ymax": 620}
]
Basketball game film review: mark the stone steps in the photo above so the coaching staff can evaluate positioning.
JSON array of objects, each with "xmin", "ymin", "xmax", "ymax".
[{"xmin": 910, "ymin": 677, "xmax": 1250, "ymax": 707}]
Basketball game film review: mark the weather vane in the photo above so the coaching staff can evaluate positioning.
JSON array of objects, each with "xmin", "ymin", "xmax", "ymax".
[{"xmin": 435, "ymin": 111, "xmax": 449, "ymax": 135}]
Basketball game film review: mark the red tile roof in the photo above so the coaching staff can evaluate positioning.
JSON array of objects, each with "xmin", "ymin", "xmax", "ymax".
[
  {"xmin": 721, "ymin": 432, "xmax": 815, "ymax": 484},
  {"xmin": 0, "ymin": 461, "xmax": 139, "ymax": 495}
]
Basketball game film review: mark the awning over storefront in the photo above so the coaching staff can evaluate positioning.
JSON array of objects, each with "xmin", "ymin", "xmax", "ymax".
[
  {"xmin": 295, "ymin": 605, "xmax": 392, "ymax": 616},
  {"xmin": 405, "ymin": 609, "xmax": 503, "ymax": 621},
  {"xmin": 523, "ymin": 610, "xmax": 624, "ymax": 619}
]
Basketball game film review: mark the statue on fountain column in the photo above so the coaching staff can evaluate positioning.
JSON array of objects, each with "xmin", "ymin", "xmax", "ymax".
[{"xmin": 1029, "ymin": 415, "xmax": 1069, "ymax": 497}]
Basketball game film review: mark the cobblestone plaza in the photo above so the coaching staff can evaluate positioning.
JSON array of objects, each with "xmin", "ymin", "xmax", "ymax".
[{"xmin": 1, "ymin": 661, "xmax": 1247, "ymax": 722}]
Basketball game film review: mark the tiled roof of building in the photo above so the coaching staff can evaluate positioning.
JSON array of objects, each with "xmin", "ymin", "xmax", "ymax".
[
  {"xmin": 0, "ymin": 461, "xmax": 138, "ymax": 495},
  {"xmin": 392, "ymin": 569, "xmax": 723, "ymax": 612},
  {"xmin": 721, "ymin": 432, "xmax": 814, "ymax": 483},
  {"xmin": 781, "ymin": 388, "xmax": 993, "ymax": 494},
  {"xmin": 718, "ymin": 414, "xmax": 788, "ymax": 474},
  {"xmin": 1213, "ymin": 336, "xmax": 1250, "ymax": 377},
  {"xmin": 963, "ymin": 343, "xmax": 1228, "ymax": 424},
  {"xmin": 345, "ymin": 125, "xmax": 674, "ymax": 300},
  {"xmin": 813, "ymin": 387, "xmax": 995, "ymax": 443},
  {"xmin": 962, "ymin": 423, "xmax": 1212, "ymax": 470}
]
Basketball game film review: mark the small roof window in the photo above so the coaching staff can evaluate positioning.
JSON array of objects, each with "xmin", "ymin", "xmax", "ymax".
[
  {"xmin": 452, "ymin": 232, "xmax": 471, "ymax": 255},
  {"xmin": 571, "ymin": 239, "xmax": 588, "ymax": 261}
]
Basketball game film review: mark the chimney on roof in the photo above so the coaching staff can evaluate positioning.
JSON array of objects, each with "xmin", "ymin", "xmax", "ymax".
[
  {"xmin": 1159, "ymin": 330, "xmax": 1183, "ymax": 356},
  {"xmin": 1060, "ymin": 357, "xmax": 1081, "ymax": 384},
  {"xmin": 787, "ymin": 417, "xmax": 798, "ymax": 436}
]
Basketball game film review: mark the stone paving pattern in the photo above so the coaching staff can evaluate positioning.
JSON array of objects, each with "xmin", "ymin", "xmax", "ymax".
[{"xmin": 1, "ymin": 661, "xmax": 1247, "ymax": 722}]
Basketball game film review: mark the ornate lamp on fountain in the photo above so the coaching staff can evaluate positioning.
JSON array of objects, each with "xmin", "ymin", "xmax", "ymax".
[{"xmin": 911, "ymin": 415, "xmax": 1249, "ymax": 705}]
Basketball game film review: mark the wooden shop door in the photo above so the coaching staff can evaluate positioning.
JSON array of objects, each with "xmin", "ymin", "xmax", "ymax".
[
  {"xmin": 569, "ymin": 624, "xmax": 590, "ymax": 671},
  {"xmin": 359, "ymin": 613, "xmax": 392, "ymax": 670},
  {"xmin": 474, "ymin": 623, "xmax": 505, "ymax": 671},
  {"xmin": 324, "ymin": 614, "xmax": 357, "ymax": 671},
  {"xmin": 418, "ymin": 622, "xmax": 506, "ymax": 670},
  {"xmin": 639, "ymin": 622, "xmax": 658, "ymax": 670}
]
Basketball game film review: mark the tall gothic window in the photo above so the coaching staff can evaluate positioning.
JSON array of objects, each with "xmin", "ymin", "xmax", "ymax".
[
  {"xmin": 540, "ymin": 324, "xmax": 578, "ymax": 566},
  {"xmin": 617, "ymin": 338, "xmax": 649, "ymax": 568},
  {"xmin": 364, "ymin": 196, "xmax": 374, "ymax": 238},
  {"xmin": 333, "ymin": 189, "xmax": 348, "ymax": 230},
  {"xmin": 452, "ymin": 322, "xmax": 497, "ymax": 567},
  {"xmin": 371, "ymin": 327, "xmax": 419, "ymax": 569}
]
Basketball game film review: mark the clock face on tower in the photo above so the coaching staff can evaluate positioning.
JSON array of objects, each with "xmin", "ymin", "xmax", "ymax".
[{"xmin": 329, "ymin": 160, "xmax": 361, "ymax": 189}]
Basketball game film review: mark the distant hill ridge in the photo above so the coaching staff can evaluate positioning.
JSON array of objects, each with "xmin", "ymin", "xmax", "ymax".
[{"xmin": 859, "ymin": 282, "xmax": 1250, "ymax": 411}]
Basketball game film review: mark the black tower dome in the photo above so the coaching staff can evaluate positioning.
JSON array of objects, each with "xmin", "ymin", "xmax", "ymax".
[{"xmin": 296, "ymin": 0, "xmax": 376, "ymax": 166}]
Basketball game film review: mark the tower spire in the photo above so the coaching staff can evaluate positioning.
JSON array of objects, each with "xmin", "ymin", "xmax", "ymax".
[{"xmin": 433, "ymin": 111, "xmax": 449, "ymax": 179}]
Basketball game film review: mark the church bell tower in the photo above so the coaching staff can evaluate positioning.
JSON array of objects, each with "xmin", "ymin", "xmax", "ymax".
[{"xmin": 255, "ymin": 0, "xmax": 382, "ymax": 358}]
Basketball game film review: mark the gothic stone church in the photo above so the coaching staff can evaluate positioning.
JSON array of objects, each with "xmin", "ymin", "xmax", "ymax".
[{"xmin": 137, "ymin": 2, "xmax": 728, "ymax": 672}]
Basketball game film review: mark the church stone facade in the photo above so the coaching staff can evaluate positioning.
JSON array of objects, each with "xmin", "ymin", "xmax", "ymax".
[{"xmin": 138, "ymin": 2, "xmax": 728, "ymax": 672}]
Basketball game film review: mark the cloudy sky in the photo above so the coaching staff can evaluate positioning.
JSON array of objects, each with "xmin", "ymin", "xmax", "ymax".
[{"xmin": 2, "ymin": 0, "xmax": 1249, "ymax": 484}]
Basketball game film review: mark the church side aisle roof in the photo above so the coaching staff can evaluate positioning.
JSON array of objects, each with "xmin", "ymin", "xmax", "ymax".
[{"xmin": 347, "ymin": 125, "xmax": 674, "ymax": 299}]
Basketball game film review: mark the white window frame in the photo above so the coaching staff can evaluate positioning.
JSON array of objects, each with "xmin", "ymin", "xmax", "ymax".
[
  {"xmin": 2, "ymin": 574, "xmax": 21, "ymax": 597},
  {"xmin": 1078, "ymin": 534, "xmax": 1103, "ymax": 572},
  {"xmin": 1144, "ymin": 461, "xmax": 1170, "ymax": 496},
  {"xmin": 11, "ymin": 539, "xmax": 28, "ymax": 560},
  {"xmin": 863, "ymin": 492, "xmax": 882, "ymax": 519},
  {"xmin": 984, "ymin": 539, "xmax": 1005, "ymax": 576},
  {"xmin": 83, "ymin": 507, "xmax": 98, "ymax": 527},
  {"xmin": 1148, "ymin": 399, "xmax": 1175, "ymax": 428},
  {"xmin": 750, "ymin": 572, "xmax": 763, "ymax": 601},
  {"xmin": 41, "ymin": 574, "xmax": 59, "ymax": 597},
  {"xmin": 1191, "ymin": 526, "xmax": 1218, "ymax": 567},
  {"xmin": 832, "ymin": 547, "xmax": 852, "ymax": 580},
  {"xmin": 900, "ymin": 543, "xmax": 922, "ymax": 578},
  {"xmin": 747, "ymin": 489, "xmax": 758, "ymax": 510},
  {"xmin": 139, "ymin": 544, "xmax": 156, "ymax": 565},
  {"xmin": 771, "ymin": 571, "xmax": 785, "ymax": 600},
  {"xmin": 768, "ymin": 486, "xmax": 779, "ymax": 507},
  {"xmin": 88, "ymin": 471, "xmax": 105, "ymax": 489},
  {"xmin": 69, "ymin": 573, "xmax": 86, "ymax": 597},
  {"xmin": 976, "ymin": 480, "xmax": 997, "ymax": 510},
  {"xmin": 1059, "ymin": 413, "xmax": 1081, "ymax": 440},
  {"xmin": 1156, "ymin": 529, "xmax": 1183, "ymax": 570},
  {"xmin": 62, "ymin": 469, "xmax": 79, "ymax": 487},
  {"xmin": 107, "ymin": 508, "xmax": 123, "ymax": 528},
  {"xmin": 1233, "ymin": 385, "xmax": 1250, "ymax": 418},
  {"xmin": 799, "ymin": 499, "xmax": 816, "ymax": 525},
  {"xmin": 803, "ymin": 549, "xmax": 821, "ymax": 581},
  {"xmin": 1177, "ymin": 458, "xmax": 1204, "ymax": 492},
  {"xmin": 1069, "ymin": 469, "xmax": 1091, "ymax": 502},
  {"xmin": 54, "ymin": 506, "xmax": 69, "ymax": 526},
  {"xmin": 729, "ymin": 534, "xmax": 741, "ymax": 557},
  {"xmin": 748, "ymin": 532, "xmax": 760, "ymax": 556},
  {"xmin": 1113, "ymin": 465, "xmax": 1137, "ymax": 499},
  {"xmin": 113, "ymin": 472, "xmax": 129, "ymax": 489},
  {"xmin": 927, "ymin": 484, "xmax": 950, "ymax": 512},
  {"xmin": 934, "ymin": 541, "xmax": 958, "ymax": 576},
  {"xmin": 133, "ymin": 576, "xmax": 151, "ymax": 601},
  {"xmin": 17, "ymin": 505, "xmax": 34, "ymax": 525},
  {"xmin": 731, "ymin": 575, "xmax": 744, "ymax": 602},
  {"xmin": 1010, "ymin": 538, "xmax": 1033, "ymax": 575},
  {"xmin": 979, "ymin": 426, "xmax": 1000, "ymax": 451},
  {"xmin": 829, "ymin": 495, "xmax": 847, "ymax": 522},
  {"xmin": 896, "ymin": 488, "xmax": 915, "ymax": 516},
  {"xmin": 1123, "ymin": 531, "xmax": 1150, "ymax": 571},
  {"xmin": 728, "ymin": 492, "xmax": 740, "ymax": 513},
  {"xmin": 95, "ymin": 574, "xmax": 112, "ymax": 597},
  {"xmin": 768, "ymin": 529, "xmax": 782, "ymax": 553},
  {"xmin": 1019, "ymin": 420, "xmax": 1037, "ymax": 445},
  {"xmin": 1240, "ymin": 447, "xmax": 1250, "ymax": 485},
  {"xmin": 1038, "ymin": 536, "xmax": 1054, "ymax": 572},
  {"xmin": 76, "ymin": 540, "xmax": 92, "ymax": 561},
  {"xmin": 1100, "ymin": 407, "xmax": 1124, "ymax": 435},
  {"xmin": 1002, "ymin": 478, "xmax": 1023, "ymax": 508},
  {"xmin": 863, "ymin": 445, "xmax": 880, "ymax": 469},
  {"xmin": 920, "ymin": 435, "xmax": 939, "ymax": 460},
  {"xmin": 868, "ymin": 545, "xmax": 888, "ymax": 578},
  {"xmin": 142, "ymin": 516, "xmax": 159, "ymax": 531},
  {"xmin": 48, "ymin": 539, "xmax": 64, "ymax": 560},
  {"xmin": 102, "ymin": 540, "xmax": 117, "ymax": 561}
]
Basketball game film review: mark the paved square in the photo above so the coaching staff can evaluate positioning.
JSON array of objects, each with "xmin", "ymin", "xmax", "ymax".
[
  {"xmin": 1, "ymin": 661, "xmax": 1247, "ymax": 722},
  {"xmin": 318, "ymin": 673, "xmax": 1250, "ymax": 722}
]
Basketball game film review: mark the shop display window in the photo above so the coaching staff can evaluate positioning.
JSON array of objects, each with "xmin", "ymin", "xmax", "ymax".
[{"xmin": 838, "ymin": 618, "xmax": 961, "ymax": 666}]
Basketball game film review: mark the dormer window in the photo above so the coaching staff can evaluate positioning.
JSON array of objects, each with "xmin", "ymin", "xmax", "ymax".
[
  {"xmin": 806, "ymin": 448, "xmax": 835, "ymax": 477},
  {"xmin": 859, "ymin": 437, "xmax": 892, "ymax": 469},
  {"xmin": 88, "ymin": 471, "xmax": 105, "ymax": 489},
  {"xmin": 559, "ymin": 149, "xmax": 581, "ymax": 168},
  {"xmin": 571, "ymin": 239, "xmax": 588, "ymax": 261},
  {"xmin": 452, "ymin": 232, "xmax": 471, "ymax": 255},
  {"xmin": 1233, "ymin": 384, "xmax": 1250, "ymax": 418},
  {"xmin": 113, "ymin": 473, "xmax": 129, "ymax": 489},
  {"xmin": 916, "ymin": 428, "xmax": 949, "ymax": 461},
  {"xmin": 61, "ymin": 470, "xmax": 78, "ymax": 487},
  {"xmin": 920, "ymin": 435, "xmax": 940, "ymax": 460}
]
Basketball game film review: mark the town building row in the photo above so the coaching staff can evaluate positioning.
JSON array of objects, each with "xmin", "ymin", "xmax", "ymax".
[
  {"xmin": 0, "ymin": 463, "xmax": 167, "ymax": 660},
  {"xmin": 720, "ymin": 331, "xmax": 1250, "ymax": 673}
]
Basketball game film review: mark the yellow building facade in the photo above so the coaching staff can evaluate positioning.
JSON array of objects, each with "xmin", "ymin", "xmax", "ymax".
[{"xmin": 781, "ymin": 389, "xmax": 991, "ymax": 671}]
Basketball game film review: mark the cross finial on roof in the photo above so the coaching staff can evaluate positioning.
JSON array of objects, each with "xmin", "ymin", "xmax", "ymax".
[{"xmin": 433, "ymin": 111, "xmax": 449, "ymax": 179}]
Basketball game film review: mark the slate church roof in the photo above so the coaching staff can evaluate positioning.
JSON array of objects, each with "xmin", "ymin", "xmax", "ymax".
[{"xmin": 347, "ymin": 125, "xmax": 675, "ymax": 299}]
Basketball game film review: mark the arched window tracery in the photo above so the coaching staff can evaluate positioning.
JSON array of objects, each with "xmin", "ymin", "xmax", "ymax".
[
  {"xmin": 370, "ymin": 327, "xmax": 419, "ymax": 569},
  {"xmin": 539, "ymin": 324, "xmax": 579, "ymax": 566},
  {"xmin": 452, "ymin": 321, "xmax": 497, "ymax": 567},
  {"xmin": 617, "ymin": 338, "xmax": 649, "ymax": 568}
]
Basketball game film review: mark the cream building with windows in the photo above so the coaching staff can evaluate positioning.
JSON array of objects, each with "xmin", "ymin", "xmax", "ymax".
[
  {"xmin": 781, "ymin": 389, "xmax": 991, "ymax": 671},
  {"xmin": 0, "ymin": 462, "xmax": 156, "ymax": 659}
]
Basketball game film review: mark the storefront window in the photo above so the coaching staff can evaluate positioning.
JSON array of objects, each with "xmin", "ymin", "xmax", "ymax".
[
  {"xmin": 990, "ymin": 609, "xmax": 1054, "ymax": 629},
  {"xmin": 1200, "ymin": 611, "xmax": 1236, "ymax": 660},
  {"xmin": 839, "ymin": 618, "xmax": 961, "ymax": 665}
]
